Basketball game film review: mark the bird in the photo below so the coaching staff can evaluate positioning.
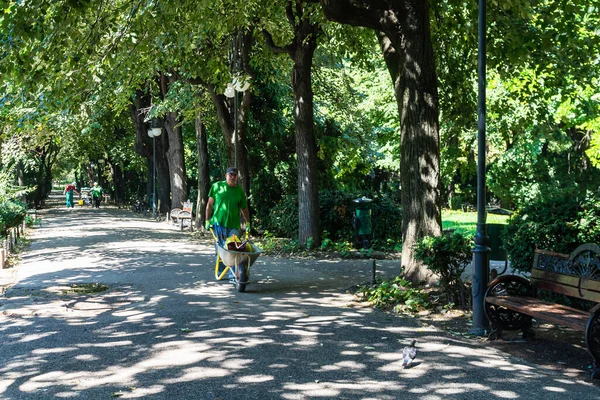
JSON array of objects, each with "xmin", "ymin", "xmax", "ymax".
[{"xmin": 402, "ymin": 339, "xmax": 417, "ymax": 368}]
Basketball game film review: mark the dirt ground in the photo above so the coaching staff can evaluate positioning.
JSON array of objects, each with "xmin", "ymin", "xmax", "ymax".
[{"xmin": 418, "ymin": 308, "xmax": 594, "ymax": 381}]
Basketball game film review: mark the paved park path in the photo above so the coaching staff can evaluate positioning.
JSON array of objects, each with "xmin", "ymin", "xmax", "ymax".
[{"xmin": 1, "ymin": 194, "xmax": 599, "ymax": 399}]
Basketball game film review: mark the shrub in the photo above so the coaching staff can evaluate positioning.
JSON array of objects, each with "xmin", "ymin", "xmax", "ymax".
[
  {"xmin": 264, "ymin": 194, "xmax": 299, "ymax": 238},
  {"xmin": 358, "ymin": 276, "xmax": 430, "ymax": 313},
  {"xmin": 265, "ymin": 190, "xmax": 402, "ymax": 248},
  {"xmin": 502, "ymin": 189, "xmax": 600, "ymax": 273},
  {"xmin": 371, "ymin": 194, "xmax": 403, "ymax": 247},
  {"xmin": 413, "ymin": 232, "xmax": 473, "ymax": 309},
  {"xmin": 0, "ymin": 200, "xmax": 27, "ymax": 236}
]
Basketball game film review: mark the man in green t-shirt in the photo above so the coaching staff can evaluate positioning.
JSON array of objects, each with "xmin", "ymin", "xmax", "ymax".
[
  {"xmin": 90, "ymin": 182, "xmax": 103, "ymax": 209},
  {"xmin": 205, "ymin": 167, "xmax": 250, "ymax": 279}
]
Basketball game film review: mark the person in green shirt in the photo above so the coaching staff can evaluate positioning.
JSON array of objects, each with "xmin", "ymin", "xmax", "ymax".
[
  {"xmin": 205, "ymin": 167, "xmax": 250, "ymax": 279},
  {"xmin": 90, "ymin": 182, "xmax": 103, "ymax": 209}
]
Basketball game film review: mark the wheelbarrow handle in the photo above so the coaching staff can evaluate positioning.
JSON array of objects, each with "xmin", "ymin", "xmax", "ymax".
[{"xmin": 209, "ymin": 227, "xmax": 217, "ymax": 241}]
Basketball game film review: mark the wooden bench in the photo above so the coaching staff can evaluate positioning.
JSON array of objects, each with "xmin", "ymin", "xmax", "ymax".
[
  {"xmin": 171, "ymin": 201, "xmax": 193, "ymax": 231},
  {"xmin": 484, "ymin": 243, "xmax": 600, "ymax": 380},
  {"xmin": 170, "ymin": 208, "xmax": 182, "ymax": 223}
]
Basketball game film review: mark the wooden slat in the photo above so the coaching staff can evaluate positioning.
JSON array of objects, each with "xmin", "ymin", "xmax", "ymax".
[
  {"xmin": 532, "ymin": 269, "xmax": 600, "ymax": 291},
  {"xmin": 532, "ymin": 280, "xmax": 600, "ymax": 302},
  {"xmin": 486, "ymin": 295, "xmax": 589, "ymax": 331},
  {"xmin": 531, "ymin": 269, "xmax": 600, "ymax": 302},
  {"xmin": 534, "ymin": 249, "xmax": 570, "ymax": 258}
]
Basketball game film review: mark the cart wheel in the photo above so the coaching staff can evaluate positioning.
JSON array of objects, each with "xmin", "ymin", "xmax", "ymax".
[{"xmin": 236, "ymin": 266, "xmax": 247, "ymax": 292}]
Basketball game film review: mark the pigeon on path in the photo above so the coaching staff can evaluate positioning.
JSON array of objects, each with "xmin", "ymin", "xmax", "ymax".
[{"xmin": 402, "ymin": 339, "xmax": 417, "ymax": 368}]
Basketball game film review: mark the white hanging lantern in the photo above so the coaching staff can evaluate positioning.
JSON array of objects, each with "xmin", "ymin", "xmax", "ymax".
[
  {"xmin": 147, "ymin": 118, "xmax": 162, "ymax": 137},
  {"xmin": 233, "ymin": 76, "xmax": 250, "ymax": 92},
  {"xmin": 224, "ymin": 83, "xmax": 235, "ymax": 98}
]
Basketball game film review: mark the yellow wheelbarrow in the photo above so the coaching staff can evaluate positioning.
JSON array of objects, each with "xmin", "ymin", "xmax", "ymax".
[{"xmin": 210, "ymin": 229, "xmax": 263, "ymax": 292}]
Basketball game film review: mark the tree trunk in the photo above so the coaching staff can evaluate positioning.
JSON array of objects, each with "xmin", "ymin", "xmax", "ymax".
[
  {"xmin": 16, "ymin": 160, "xmax": 26, "ymax": 204},
  {"xmin": 263, "ymin": 1, "xmax": 321, "ymax": 248},
  {"xmin": 292, "ymin": 39, "xmax": 320, "ymax": 248},
  {"xmin": 163, "ymin": 112, "xmax": 188, "ymax": 208},
  {"xmin": 196, "ymin": 116, "xmax": 210, "ymax": 228},
  {"xmin": 130, "ymin": 89, "xmax": 171, "ymax": 213},
  {"xmin": 321, "ymin": 0, "xmax": 442, "ymax": 282},
  {"xmin": 159, "ymin": 74, "xmax": 188, "ymax": 209},
  {"xmin": 206, "ymin": 84, "xmax": 251, "ymax": 195},
  {"xmin": 130, "ymin": 92, "xmax": 153, "ymax": 206},
  {"xmin": 32, "ymin": 142, "xmax": 56, "ymax": 208},
  {"xmin": 156, "ymin": 139, "xmax": 171, "ymax": 214},
  {"xmin": 190, "ymin": 30, "xmax": 254, "ymax": 197},
  {"xmin": 145, "ymin": 157, "xmax": 153, "ymax": 203},
  {"xmin": 565, "ymin": 127, "xmax": 592, "ymax": 172},
  {"xmin": 111, "ymin": 161, "xmax": 125, "ymax": 208}
]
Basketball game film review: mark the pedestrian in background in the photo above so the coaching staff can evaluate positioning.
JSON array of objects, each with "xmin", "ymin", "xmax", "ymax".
[
  {"xmin": 90, "ymin": 182, "xmax": 103, "ymax": 209},
  {"xmin": 64, "ymin": 182, "xmax": 79, "ymax": 208}
]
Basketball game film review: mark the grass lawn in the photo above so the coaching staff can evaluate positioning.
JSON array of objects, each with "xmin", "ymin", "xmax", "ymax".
[{"xmin": 442, "ymin": 209, "xmax": 510, "ymax": 235}]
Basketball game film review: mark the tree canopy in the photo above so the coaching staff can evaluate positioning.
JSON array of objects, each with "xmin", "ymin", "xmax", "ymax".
[{"xmin": 1, "ymin": 0, "xmax": 599, "ymax": 280}]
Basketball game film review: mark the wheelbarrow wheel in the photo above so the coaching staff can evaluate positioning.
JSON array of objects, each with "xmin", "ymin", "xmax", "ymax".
[{"xmin": 236, "ymin": 266, "xmax": 248, "ymax": 292}]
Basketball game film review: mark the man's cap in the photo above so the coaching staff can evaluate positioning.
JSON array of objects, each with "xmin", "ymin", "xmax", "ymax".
[
  {"xmin": 72, "ymin": 182, "xmax": 76, "ymax": 185},
  {"xmin": 226, "ymin": 167, "xmax": 238, "ymax": 175}
]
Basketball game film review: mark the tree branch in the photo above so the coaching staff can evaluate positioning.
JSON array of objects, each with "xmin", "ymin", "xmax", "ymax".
[
  {"xmin": 262, "ymin": 29, "xmax": 292, "ymax": 55},
  {"xmin": 319, "ymin": 0, "xmax": 388, "ymax": 30}
]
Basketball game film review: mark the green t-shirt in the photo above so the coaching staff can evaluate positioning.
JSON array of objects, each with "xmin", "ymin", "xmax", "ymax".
[
  {"xmin": 91, "ymin": 186, "xmax": 103, "ymax": 198},
  {"xmin": 208, "ymin": 181, "xmax": 248, "ymax": 229}
]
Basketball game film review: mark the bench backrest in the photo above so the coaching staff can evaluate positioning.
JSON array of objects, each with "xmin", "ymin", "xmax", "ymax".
[{"xmin": 532, "ymin": 244, "xmax": 600, "ymax": 303}]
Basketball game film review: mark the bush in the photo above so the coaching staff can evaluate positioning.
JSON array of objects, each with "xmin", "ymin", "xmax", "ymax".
[
  {"xmin": 413, "ymin": 232, "xmax": 473, "ymax": 309},
  {"xmin": 371, "ymin": 194, "xmax": 403, "ymax": 247},
  {"xmin": 358, "ymin": 276, "xmax": 430, "ymax": 313},
  {"xmin": 503, "ymin": 189, "xmax": 600, "ymax": 273},
  {"xmin": 264, "ymin": 190, "xmax": 403, "ymax": 248},
  {"xmin": 0, "ymin": 200, "xmax": 27, "ymax": 236},
  {"xmin": 264, "ymin": 194, "xmax": 299, "ymax": 238}
]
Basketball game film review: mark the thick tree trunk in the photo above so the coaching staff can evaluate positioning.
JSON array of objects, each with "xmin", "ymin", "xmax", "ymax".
[
  {"xmin": 196, "ymin": 116, "xmax": 210, "ymax": 228},
  {"xmin": 33, "ymin": 144, "xmax": 56, "ymax": 208},
  {"xmin": 263, "ymin": 1, "xmax": 321, "ymax": 248},
  {"xmin": 292, "ymin": 40, "xmax": 320, "ymax": 248},
  {"xmin": 130, "ymin": 91, "xmax": 152, "ymax": 159},
  {"xmin": 42, "ymin": 143, "xmax": 57, "ymax": 206},
  {"xmin": 111, "ymin": 161, "xmax": 125, "ymax": 208},
  {"xmin": 321, "ymin": 0, "xmax": 442, "ymax": 282},
  {"xmin": 160, "ymin": 74, "xmax": 188, "ymax": 210},
  {"xmin": 164, "ymin": 112, "xmax": 188, "ymax": 208}
]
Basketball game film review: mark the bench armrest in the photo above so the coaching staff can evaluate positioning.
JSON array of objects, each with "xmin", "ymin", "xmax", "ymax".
[{"xmin": 485, "ymin": 275, "xmax": 534, "ymax": 300}]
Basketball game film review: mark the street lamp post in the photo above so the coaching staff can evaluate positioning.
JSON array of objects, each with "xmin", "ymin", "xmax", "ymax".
[
  {"xmin": 471, "ymin": 0, "xmax": 490, "ymax": 335},
  {"xmin": 147, "ymin": 119, "xmax": 162, "ymax": 218}
]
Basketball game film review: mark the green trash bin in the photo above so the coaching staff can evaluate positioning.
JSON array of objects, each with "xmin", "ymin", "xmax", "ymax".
[
  {"xmin": 487, "ymin": 223, "xmax": 507, "ymax": 261},
  {"xmin": 353, "ymin": 197, "xmax": 373, "ymax": 248}
]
